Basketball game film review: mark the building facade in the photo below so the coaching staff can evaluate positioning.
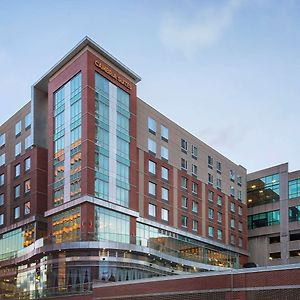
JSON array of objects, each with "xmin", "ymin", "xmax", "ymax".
[
  {"xmin": 247, "ymin": 163, "xmax": 300, "ymax": 266},
  {"xmin": 0, "ymin": 37, "xmax": 247, "ymax": 299}
]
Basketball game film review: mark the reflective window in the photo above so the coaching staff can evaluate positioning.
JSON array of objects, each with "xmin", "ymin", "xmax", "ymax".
[
  {"xmin": 161, "ymin": 166, "xmax": 169, "ymax": 180},
  {"xmin": 208, "ymin": 226, "xmax": 214, "ymax": 237},
  {"xmin": 148, "ymin": 182, "xmax": 156, "ymax": 196},
  {"xmin": 182, "ymin": 196, "xmax": 188, "ymax": 208},
  {"xmin": 15, "ymin": 142, "xmax": 21, "ymax": 157},
  {"xmin": 14, "ymin": 185, "xmax": 20, "ymax": 199},
  {"xmin": 161, "ymin": 187, "xmax": 169, "ymax": 201},
  {"xmin": 0, "ymin": 153, "xmax": 5, "ymax": 166},
  {"xmin": 181, "ymin": 158, "xmax": 187, "ymax": 170},
  {"xmin": 231, "ymin": 218, "xmax": 235, "ymax": 229},
  {"xmin": 289, "ymin": 205, "xmax": 300, "ymax": 222},
  {"xmin": 217, "ymin": 229, "xmax": 222, "ymax": 240},
  {"xmin": 0, "ymin": 174, "xmax": 4, "ymax": 186},
  {"xmin": 192, "ymin": 201, "xmax": 198, "ymax": 213},
  {"xmin": 15, "ymin": 121, "xmax": 21, "ymax": 136},
  {"xmin": 192, "ymin": 220, "xmax": 198, "ymax": 231},
  {"xmin": 230, "ymin": 202, "xmax": 235, "ymax": 213},
  {"xmin": 161, "ymin": 125, "xmax": 168, "ymax": 140},
  {"xmin": 148, "ymin": 117, "xmax": 156, "ymax": 133},
  {"xmin": 24, "ymin": 179, "xmax": 31, "ymax": 194},
  {"xmin": 161, "ymin": 146, "xmax": 168, "ymax": 160},
  {"xmin": 25, "ymin": 112, "xmax": 31, "ymax": 129},
  {"xmin": 25, "ymin": 157, "xmax": 31, "ymax": 172},
  {"xmin": 148, "ymin": 138, "xmax": 156, "ymax": 154},
  {"xmin": 161, "ymin": 208, "xmax": 169, "ymax": 221},
  {"xmin": 181, "ymin": 215, "xmax": 188, "ymax": 227},
  {"xmin": 208, "ymin": 190, "xmax": 214, "ymax": 202},
  {"xmin": 208, "ymin": 208, "xmax": 214, "ymax": 220},
  {"xmin": 15, "ymin": 164, "xmax": 20, "ymax": 177},
  {"xmin": 216, "ymin": 178, "xmax": 222, "ymax": 189},
  {"xmin": 24, "ymin": 201, "xmax": 30, "ymax": 215},
  {"xmin": 248, "ymin": 210, "xmax": 280, "ymax": 229},
  {"xmin": 95, "ymin": 206, "xmax": 130, "ymax": 243},
  {"xmin": 14, "ymin": 206, "xmax": 20, "ymax": 219},
  {"xmin": 192, "ymin": 145, "xmax": 198, "ymax": 158},
  {"xmin": 0, "ymin": 194, "xmax": 3, "ymax": 206},
  {"xmin": 148, "ymin": 160, "xmax": 156, "ymax": 175},
  {"xmin": 0, "ymin": 133, "xmax": 5, "ymax": 147},
  {"xmin": 149, "ymin": 203, "xmax": 156, "ymax": 217},
  {"xmin": 0, "ymin": 214, "xmax": 3, "ymax": 225},
  {"xmin": 230, "ymin": 186, "xmax": 235, "ymax": 197},
  {"xmin": 247, "ymin": 173, "xmax": 280, "ymax": 207},
  {"xmin": 289, "ymin": 178, "xmax": 300, "ymax": 199},
  {"xmin": 192, "ymin": 164, "xmax": 197, "ymax": 176},
  {"xmin": 230, "ymin": 170, "xmax": 235, "ymax": 181},
  {"xmin": 192, "ymin": 182, "xmax": 198, "ymax": 194},
  {"xmin": 217, "ymin": 212, "xmax": 222, "ymax": 223},
  {"xmin": 217, "ymin": 195, "xmax": 222, "ymax": 206},
  {"xmin": 181, "ymin": 177, "xmax": 188, "ymax": 189}
]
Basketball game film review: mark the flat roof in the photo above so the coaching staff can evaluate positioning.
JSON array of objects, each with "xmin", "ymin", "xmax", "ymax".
[{"xmin": 33, "ymin": 36, "xmax": 141, "ymax": 92}]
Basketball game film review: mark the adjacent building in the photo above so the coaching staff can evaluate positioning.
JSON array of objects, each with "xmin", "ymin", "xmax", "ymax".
[
  {"xmin": 0, "ymin": 37, "xmax": 248, "ymax": 299},
  {"xmin": 247, "ymin": 163, "xmax": 300, "ymax": 266}
]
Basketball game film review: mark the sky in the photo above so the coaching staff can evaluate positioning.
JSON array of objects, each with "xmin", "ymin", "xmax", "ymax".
[{"xmin": 0, "ymin": 0, "xmax": 299, "ymax": 173}]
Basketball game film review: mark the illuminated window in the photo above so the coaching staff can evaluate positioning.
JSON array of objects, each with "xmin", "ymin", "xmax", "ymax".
[
  {"xmin": 24, "ymin": 202, "xmax": 30, "ymax": 215},
  {"xmin": 24, "ymin": 179, "xmax": 31, "ymax": 194}
]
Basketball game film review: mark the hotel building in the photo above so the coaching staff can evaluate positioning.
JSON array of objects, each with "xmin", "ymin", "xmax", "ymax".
[
  {"xmin": 247, "ymin": 163, "xmax": 300, "ymax": 266},
  {"xmin": 0, "ymin": 37, "xmax": 247, "ymax": 298}
]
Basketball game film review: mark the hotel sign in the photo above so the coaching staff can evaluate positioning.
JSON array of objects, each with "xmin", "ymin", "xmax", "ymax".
[{"xmin": 95, "ymin": 60, "xmax": 132, "ymax": 90}]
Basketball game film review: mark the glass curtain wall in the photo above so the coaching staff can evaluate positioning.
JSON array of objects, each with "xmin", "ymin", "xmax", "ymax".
[
  {"xmin": 53, "ymin": 73, "xmax": 82, "ymax": 206},
  {"xmin": 95, "ymin": 73, "xmax": 130, "ymax": 207}
]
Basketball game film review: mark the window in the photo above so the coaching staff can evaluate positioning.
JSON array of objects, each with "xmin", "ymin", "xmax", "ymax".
[
  {"xmin": 208, "ymin": 155, "xmax": 213, "ymax": 167},
  {"xmin": 238, "ymin": 222, "xmax": 243, "ymax": 232},
  {"xmin": 148, "ymin": 138, "xmax": 156, "ymax": 154},
  {"xmin": 25, "ymin": 135, "xmax": 32, "ymax": 149},
  {"xmin": 230, "ymin": 202, "xmax": 235, "ymax": 213},
  {"xmin": 161, "ymin": 146, "xmax": 169, "ymax": 160},
  {"xmin": 15, "ymin": 142, "xmax": 21, "ymax": 157},
  {"xmin": 161, "ymin": 125, "xmax": 169, "ymax": 141},
  {"xmin": 24, "ymin": 179, "xmax": 31, "ymax": 194},
  {"xmin": 148, "ymin": 160, "xmax": 156, "ymax": 175},
  {"xmin": 24, "ymin": 201, "xmax": 31, "ymax": 215},
  {"xmin": 230, "ymin": 170, "xmax": 235, "ymax": 181},
  {"xmin": 192, "ymin": 220, "xmax": 198, "ymax": 231},
  {"xmin": 15, "ymin": 185, "xmax": 20, "ymax": 199},
  {"xmin": 181, "ymin": 138, "xmax": 188, "ymax": 152},
  {"xmin": 216, "ymin": 178, "xmax": 222, "ymax": 190},
  {"xmin": 0, "ymin": 153, "xmax": 5, "ymax": 166},
  {"xmin": 15, "ymin": 121, "xmax": 21, "ymax": 136},
  {"xmin": 161, "ymin": 187, "xmax": 169, "ymax": 201},
  {"xmin": 230, "ymin": 186, "xmax": 235, "ymax": 197},
  {"xmin": 217, "ymin": 195, "xmax": 222, "ymax": 206},
  {"xmin": 25, "ymin": 157, "xmax": 31, "ymax": 172},
  {"xmin": 192, "ymin": 201, "xmax": 198, "ymax": 213},
  {"xmin": 192, "ymin": 164, "xmax": 197, "ymax": 176},
  {"xmin": 181, "ymin": 158, "xmax": 188, "ymax": 170},
  {"xmin": 0, "ymin": 213, "xmax": 3, "ymax": 225},
  {"xmin": 289, "ymin": 205, "xmax": 300, "ymax": 222},
  {"xmin": 0, "ymin": 133, "xmax": 5, "ymax": 147},
  {"xmin": 208, "ymin": 173, "xmax": 213, "ymax": 185},
  {"xmin": 148, "ymin": 203, "xmax": 156, "ymax": 217},
  {"xmin": 208, "ymin": 190, "xmax": 214, "ymax": 202},
  {"xmin": 238, "ymin": 237, "xmax": 243, "ymax": 248},
  {"xmin": 14, "ymin": 206, "xmax": 20, "ymax": 219},
  {"xmin": 0, "ymin": 194, "xmax": 4, "ymax": 206},
  {"xmin": 192, "ymin": 145, "xmax": 197, "ymax": 158},
  {"xmin": 248, "ymin": 210, "xmax": 280, "ymax": 229},
  {"xmin": 216, "ymin": 161, "xmax": 222, "ymax": 172},
  {"xmin": 208, "ymin": 208, "xmax": 214, "ymax": 220},
  {"xmin": 0, "ymin": 174, "xmax": 4, "ymax": 186},
  {"xmin": 217, "ymin": 229, "xmax": 223, "ymax": 240},
  {"xmin": 217, "ymin": 212, "xmax": 222, "ymax": 223},
  {"xmin": 181, "ymin": 177, "xmax": 188, "ymax": 189},
  {"xmin": 231, "ymin": 234, "xmax": 235, "ymax": 245},
  {"xmin": 161, "ymin": 208, "xmax": 169, "ymax": 221},
  {"xmin": 182, "ymin": 196, "xmax": 188, "ymax": 208},
  {"xmin": 208, "ymin": 226, "xmax": 214, "ymax": 237},
  {"xmin": 148, "ymin": 117, "xmax": 156, "ymax": 133},
  {"xmin": 181, "ymin": 215, "xmax": 188, "ymax": 227},
  {"xmin": 238, "ymin": 190, "xmax": 242, "ymax": 201},
  {"xmin": 230, "ymin": 218, "xmax": 235, "ymax": 229},
  {"xmin": 237, "ymin": 175, "xmax": 242, "ymax": 186},
  {"xmin": 25, "ymin": 112, "xmax": 31, "ymax": 129},
  {"xmin": 148, "ymin": 182, "xmax": 156, "ymax": 196},
  {"xmin": 289, "ymin": 178, "xmax": 300, "ymax": 199},
  {"xmin": 192, "ymin": 182, "xmax": 198, "ymax": 194},
  {"xmin": 238, "ymin": 206, "xmax": 243, "ymax": 216},
  {"xmin": 161, "ymin": 167, "xmax": 169, "ymax": 180},
  {"xmin": 15, "ymin": 164, "xmax": 21, "ymax": 177}
]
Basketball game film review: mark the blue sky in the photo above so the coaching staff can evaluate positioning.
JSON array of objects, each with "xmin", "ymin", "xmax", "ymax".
[{"xmin": 0, "ymin": 0, "xmax": 299, "ymax": 172}]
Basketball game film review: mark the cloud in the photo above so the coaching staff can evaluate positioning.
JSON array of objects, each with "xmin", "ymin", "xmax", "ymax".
[{"xmin": 159, "ymin": 0, "xmax": 244, "ymax": 58}]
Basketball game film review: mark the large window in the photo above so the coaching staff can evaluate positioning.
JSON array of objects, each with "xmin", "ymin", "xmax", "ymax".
[
  {"xmin": 289, "ymin": 178, "xmax": 300, "ymax": 199},
  {"xmin": 247, "ymin": 173, "xmax": 280, "ymax": 207},
  {"xmin": 95, "ymin": 206, "xmax": 130, "ymax": 243},
  {"xmin": 248, "ymin": 210, "xmax": 280, "ymax": 229},
  {"xmin": 289, "ymin": 205, "xmax": 300, "ymax": 222}
]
